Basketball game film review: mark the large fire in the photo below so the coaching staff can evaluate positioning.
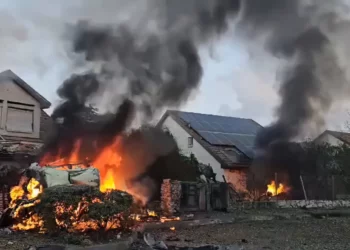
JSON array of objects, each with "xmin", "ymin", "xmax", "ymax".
[
  {"xmin": 6, "ymin": 137, "xmax": 130, "ymax": 232},
  {"xmin": 40, "ymin": 137, "xmax": 127, "ymax": 193},
  {"xmin": 6, "ymin": 136, "xmax": 180, "ymax": 233},
  {"xmin": 266, "ymin": 181, "xmax": 290, "ymax": 196}
]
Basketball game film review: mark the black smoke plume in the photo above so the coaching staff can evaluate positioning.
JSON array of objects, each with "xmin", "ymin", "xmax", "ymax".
[
  {"xmin": 43, "ymin": 0, "xmax": 350, "ymax": 199},
  {"xmin": 45, "ymin": 0, "xmax": 241, "ymax": 156}
]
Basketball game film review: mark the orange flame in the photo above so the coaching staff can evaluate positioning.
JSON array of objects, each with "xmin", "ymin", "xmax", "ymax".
[
  {"xmin": 266, "ymin": 181, "xmax": 290, "ymax": 196},
  {"xmin": 9, "ymin": 178, "xmax": 126, "ymax": 232},
  {"xmin": 40, "ymin": 137, "xmax": 129, "ymax": 194},
  {"xmin": 9, "ymin": 178, "xmax": 45, "ymax": 231},
  {"xmin": 10, "ymin": 178, "xmax": 43, "ymax": 205}
]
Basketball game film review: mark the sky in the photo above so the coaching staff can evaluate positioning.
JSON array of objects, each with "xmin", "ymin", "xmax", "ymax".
[{"xmin": 0, "ymin": 0, "xmax": 348, "ymax": 133}]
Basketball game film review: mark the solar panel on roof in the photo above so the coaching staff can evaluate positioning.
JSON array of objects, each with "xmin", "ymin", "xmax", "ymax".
[
  {"xmin": 177, "ymin": 111, "xmax": 261, "ymax": 158},
  {"xmin": 178, "ymin": 112, "xmax": 261, "ymax": 134}
]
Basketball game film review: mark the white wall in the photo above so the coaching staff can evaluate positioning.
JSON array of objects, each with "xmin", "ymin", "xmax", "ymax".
[
  {"xmin": 161, "ymin": 116, "xmax": 225, "ymax": 181},
  {"xmin": 314, "ymin": 133, "xmax": 343, "ymax": 146}
]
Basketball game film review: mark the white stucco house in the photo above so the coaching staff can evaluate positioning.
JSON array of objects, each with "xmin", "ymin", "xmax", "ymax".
[
  {"xmin": 314, "ymin": 130, "xmax": 350, "ymax": 146},
  {"xmin": 157, "ymin": 110, "xmax": 263, "ymax": 192}
]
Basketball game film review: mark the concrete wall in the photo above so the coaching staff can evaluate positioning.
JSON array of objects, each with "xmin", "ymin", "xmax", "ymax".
[
  {"xmin": 0, "ymin": 80, "xmax": 41, "ymax": 139},
  {"xmin": 314, "ymin": 133, "xmax": 343, "ymax": 146},
  {"xmin": 161, "ymin": 116, "xmax": 225, "ymax": 181}
]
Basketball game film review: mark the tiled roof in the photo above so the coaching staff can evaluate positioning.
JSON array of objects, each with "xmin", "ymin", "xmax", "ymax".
[
  {"xmin": 0, "ymin": 70, "xmax": 51, "ymax": 109},
  {"xmin": 158, "ymin": 110, "xmax": 263, "ymax": 168}
]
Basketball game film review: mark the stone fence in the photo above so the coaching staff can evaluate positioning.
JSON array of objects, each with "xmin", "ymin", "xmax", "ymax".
[{"xmin": 231, "ymin": 200, "xmax": 350, "ymax": 210}]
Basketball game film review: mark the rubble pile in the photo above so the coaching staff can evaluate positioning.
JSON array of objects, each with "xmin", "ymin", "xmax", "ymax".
[
  {"xmin": 9, "ymin": 185, "xmax": 133, "ymax": 233},
  {"xmin": 161, "ymin": 179, "xmax": 181, "ymax": 215},
  {"xmin": 1, "ymin": 163, "xmax": 136, "ymax": 234}
]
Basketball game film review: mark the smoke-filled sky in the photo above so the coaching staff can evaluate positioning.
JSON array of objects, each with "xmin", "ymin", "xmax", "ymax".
[{"xmin": 1, "ymin": 0, "xmax": 350, "ymax": 137}]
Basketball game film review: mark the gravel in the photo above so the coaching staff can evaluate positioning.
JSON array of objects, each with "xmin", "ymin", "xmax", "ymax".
[
  {"xmin": 151, "ymin": 217, "xmax": 350, "ymax": 250},
  {"xmin": 2, "ymin": 213, "xmax": 350, "ymax": 249}
]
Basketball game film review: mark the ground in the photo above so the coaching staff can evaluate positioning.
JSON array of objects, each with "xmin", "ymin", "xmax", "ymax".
[
  {"xmin": 150, "ymin": 217, "xmax": 350, "ymax": 250},
  {"xmin": 1, "ymin": 209, "xmax": 350, "ymax": 250}
]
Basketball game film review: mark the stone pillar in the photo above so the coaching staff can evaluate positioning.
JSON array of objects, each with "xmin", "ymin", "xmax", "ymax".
[{"xmin": 161, "ymin": 179, "xmax": 181, "ymax": 215}]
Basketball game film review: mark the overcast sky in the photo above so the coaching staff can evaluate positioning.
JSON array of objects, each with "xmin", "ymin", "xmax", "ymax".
[{"xmin": 0, "ymin": 0, "xmax": 348, "ymax": 133}]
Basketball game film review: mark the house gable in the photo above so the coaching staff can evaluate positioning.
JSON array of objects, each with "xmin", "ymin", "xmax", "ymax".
[
  {"xmin": 0, "ymin": 76, "xmax": 48, "ymax": 140},
  {"xmin": 160, "ymin": 115, "xmax": 225, "ymax": 181},
  {"xmin": 0, "ymin": 79, "xmax": 39, "ymax": 105},
  {"xmin": 0, "ymin": 70, "xmax": 50, "ymax": 109}
]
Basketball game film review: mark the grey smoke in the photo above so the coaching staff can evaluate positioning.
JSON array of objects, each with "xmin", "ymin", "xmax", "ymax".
[{"xmin": 236, "ymin": 0, "xmax": 350, "ymax": 147}]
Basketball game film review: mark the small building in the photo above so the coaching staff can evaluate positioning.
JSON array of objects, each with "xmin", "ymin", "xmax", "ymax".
[
  {"xmin": 157, "ymin": 110, "xmax": 263, "ymax": 192},
  {"xmin": 0, "ymin": 70, "xmax": 52, "ymax": 169},
  {"xmin": 314, "ymin": 130, "xmax": 350, "ymax": 146}
]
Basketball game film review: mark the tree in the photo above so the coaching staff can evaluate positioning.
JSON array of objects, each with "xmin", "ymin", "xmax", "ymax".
[{"xmin": 303, "ymin": 141, "xmax": 350, "ymax": 176}]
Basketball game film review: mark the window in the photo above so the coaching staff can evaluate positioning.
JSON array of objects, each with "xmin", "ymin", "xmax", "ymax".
[
  {"xmin": 6, "ymin": 107, "xmax": 34, "ymax": 133},
  {"xmin": 188, "ymin": 136, "xmax": 193, "ymax": 148}
]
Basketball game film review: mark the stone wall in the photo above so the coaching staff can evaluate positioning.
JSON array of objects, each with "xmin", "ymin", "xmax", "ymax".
[
  {"xmin": 276, "ymin": 200, "xmax": 350, "ymax": 209},
  {"xmin": 231, "ymin": 200, "xmax": 350, "ymax": 210},
  {"xmin": 161, "ymin": 179, "xmax": 182, "ymax": 215}
]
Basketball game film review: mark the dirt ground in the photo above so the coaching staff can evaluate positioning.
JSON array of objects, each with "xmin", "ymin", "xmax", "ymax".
[
  {"xmin": 1, "ymin": 209, "xmax": 350, "ymax": 250},
  {"xmin": 150, "ymin": 217, "xmax": 350, "ymax": 250}
]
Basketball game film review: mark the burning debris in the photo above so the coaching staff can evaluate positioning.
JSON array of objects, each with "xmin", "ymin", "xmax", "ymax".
[
  {"xmin": 1, "ymin": 159, "xmax": 188, "ymax": 235},
  {"xmin": 5, "ymin": 170, "xmax": 134, "ymax": 233}
]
